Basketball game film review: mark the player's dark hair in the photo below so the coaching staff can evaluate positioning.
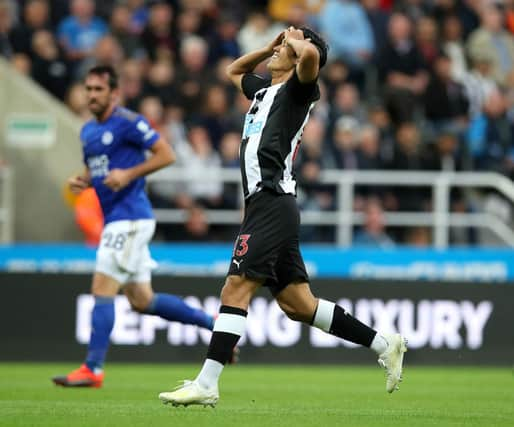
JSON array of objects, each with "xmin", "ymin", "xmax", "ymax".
[
  {"xmin": 300, "ymin": 27, "xmax": 328, "ymax": 68},
  {"xmin": 86, "ymin": 65, "xmax": 119, "ymax": 89}
]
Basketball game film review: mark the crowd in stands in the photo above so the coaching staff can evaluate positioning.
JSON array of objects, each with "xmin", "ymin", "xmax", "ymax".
[{"xmin": 1, "ymin": 0, "xmax": 514, "ymax": 245}]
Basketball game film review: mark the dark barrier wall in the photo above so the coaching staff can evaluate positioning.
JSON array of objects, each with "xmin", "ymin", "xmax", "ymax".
[{"xmin": 1, "ymin": 273, "xmax": 512, "ymax": 365}]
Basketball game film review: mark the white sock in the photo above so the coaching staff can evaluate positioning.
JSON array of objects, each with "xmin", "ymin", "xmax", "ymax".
[
  {"xmin": 196, "ymin": 359, "xmax": 224, "ymax": 390},
  {"xmin": 195, "ymin": 311, "xmax": 247, "ymax": 390},
  {"xmin": 312, "ymin": 299, "xmax": 335, "ymax": 332},
  {"xmin": 370, "ymin": 334, "xmax": 388, "ymax": 355}
]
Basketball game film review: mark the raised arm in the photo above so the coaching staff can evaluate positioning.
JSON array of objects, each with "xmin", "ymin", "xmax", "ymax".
[
  {"xmin": 284, "ymin": 28, "xmax": 320, "ymax": 83},
  {"xmin": 226, "ymin": 31, "xmax": 285, "ymax": 91}
]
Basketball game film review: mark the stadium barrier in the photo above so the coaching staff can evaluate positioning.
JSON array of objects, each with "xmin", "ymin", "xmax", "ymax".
[
  {"xmin": 148, "ymin": 168, "xmax": 514, "ymax": 247},
  {"xmin": 2, "ymin": 273, "xmax": 511, "ymax": 365}
]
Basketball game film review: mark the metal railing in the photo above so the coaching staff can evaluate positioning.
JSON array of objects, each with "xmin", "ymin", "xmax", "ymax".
[
  {"xmin": 0, "ymin": 165, "xmax": 14, "ymax": 243},
  {"xmin": 147, "ymin": 168, "xmax": 514, "ymax": 248}
]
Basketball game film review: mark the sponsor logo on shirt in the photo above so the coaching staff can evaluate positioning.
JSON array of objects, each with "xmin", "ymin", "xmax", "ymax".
[{"xmin": 88, "ymin": 154, "xmax": 109, "ymax": 178}]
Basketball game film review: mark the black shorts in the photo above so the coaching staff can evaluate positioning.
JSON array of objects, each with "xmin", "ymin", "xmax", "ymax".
[{"xmin": 227, "ymin": 189, "xmax": 309, "ymax": 295}]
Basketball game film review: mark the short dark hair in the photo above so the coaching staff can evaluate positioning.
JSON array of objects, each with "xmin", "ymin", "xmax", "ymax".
[
  {"xmin": 86, "ymin": 65, "xmax": 118, "ymax": 89},
  {"xmin": 300, "ymin": 27, "xmax": 328, "ymax": 68}
]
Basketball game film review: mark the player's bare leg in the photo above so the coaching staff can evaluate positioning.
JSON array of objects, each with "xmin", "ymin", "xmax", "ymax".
[
  {"xmin": 159, "ymin": 275, "xmax": 261, "ymax": 406},
  {"xmin": 276, "ymin": 283, "xmax": 407, "ymax": 393}
]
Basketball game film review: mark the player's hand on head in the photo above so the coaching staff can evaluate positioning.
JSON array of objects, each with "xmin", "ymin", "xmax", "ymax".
[
  {"xmin": 103, "ymin": 169, "xmax": 132, "ymax": 192},
  {"xmin": 68, "ymin": 175, "xmax": 90, "ymax": 195},
  {"xmin": 285, "ymin": 26, "xmax": 304, "ymax": 41},
  {"xmin": 266, "ymin": 30, "xmax": 285, "ymax": 54}
]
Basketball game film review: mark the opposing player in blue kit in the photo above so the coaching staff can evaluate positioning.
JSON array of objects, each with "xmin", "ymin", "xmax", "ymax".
[{"xmin": 52, "ymin": 65, "xmax": 229, "ymax": 388}]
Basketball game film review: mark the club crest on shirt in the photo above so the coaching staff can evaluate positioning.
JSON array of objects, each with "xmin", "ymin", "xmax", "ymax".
[{"xmin": 102, "ymin": 131, "xmax": 114, "ymax": 145}]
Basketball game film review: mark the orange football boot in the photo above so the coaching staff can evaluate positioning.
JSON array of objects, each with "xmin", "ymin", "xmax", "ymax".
[{"xmin": 52, "ymin": 364, "xmax": 104, "ymax": 388}]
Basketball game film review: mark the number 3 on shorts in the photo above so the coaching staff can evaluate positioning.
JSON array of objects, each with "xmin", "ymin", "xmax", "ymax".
[{"xmin": 234, "ymin": 234, "xmax": 251, "ymax": 257}]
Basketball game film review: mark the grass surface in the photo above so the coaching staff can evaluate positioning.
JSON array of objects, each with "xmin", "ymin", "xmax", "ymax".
[{"xmin": 0, "ymin": 363, "xmax": 512, "ymax": 427}]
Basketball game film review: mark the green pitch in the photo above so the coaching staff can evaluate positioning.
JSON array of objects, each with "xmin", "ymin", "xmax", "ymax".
[{"xmin": 0, "ymin": 363, "xmax": 512, "ymax": 427}]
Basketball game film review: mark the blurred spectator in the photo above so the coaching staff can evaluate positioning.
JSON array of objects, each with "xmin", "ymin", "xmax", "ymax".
[
  {"xmin": 423, "ymin": 131, "xmax": 477, "ymax": 245},
  {"xmin": 415, "ymin": 16, "xmax": 441, "ymax": 68},
  {"xmin": 321, "ymin": 60, "xmax": 349, "ymax": 99},
  {"xmin": 318, "ymin": 0, "xmax": 374, "ymax": 87},
  {"xmin": 467, "ymin": 91, "xmax": 511, "ymax": 172},
  {"xmin": 31, "ymin": 30, "xmax": 71, "ymax": 99},
  {"xmin": 356, "ymin": 124, "xmax": 383, "ymax": 170},
  {"xmin": 57, "ymin": 0, "xmax": 108, "ymax": 63},
  {"xmin": 377, "ymin": 12, "xmax": 428, "ymax": 124},
  {"xmin": 219, "ymin": 131, "xmax": 241, "ymax": 169},
  {"xmin": 367, "ymin": 101, "xmax": 395, "ymax": 164},
  {"xmin": 296, "ymin": 117, "xmax": 336, "ymax": 242},
  {"xmin": 174, "ymin": 124, "xmax": 223, "ymax": 209},
  {"xmin": 467, "ymin": 5, "xmax": 514, "ymax": 87},
  {"xmin": 237, "ymin": 9, "xmax": 285, "ymax": 55},
  {"xmin": 127, "ymin": 0, "xmax": 149, "ymax": 35},
  {"xmin": 362, "ymin": 0, "xmax": 390, "ymax": 61},
  {"xmin": 424, "ymin": 131, "xmax": 464, "ymax": 172},
  {"xmin": 387, "ymin": 122, "xmax": 427, "ymax": 211},
  {"xmin": 110, "ymin": 3, "xmax": 145, "ymax": 59},
  {"xmin": 141, "ymin": 2, "xmax": 176, "ymax": 62},
  {"xmin": 143, "ymin": 60, "xmax": 178, "ymax": 107},
  {"xmin": 396, "ymin": 0, "xmax": 431, "ymax": 23},
  {"xmin": 9, "ymin": 0, "xmax": 49, "ymax": 58},
  {"xmin": 423, "ymin": 54, "xmax": 469, "ymax": 134},
  {"xmin": 139, "ymin": 96, "xmax": 165, "ymax": 132},
  {"xmin": 459, "ymin": 52, "xmax": 499, "ymax": 119},
  {"xmin": 431, "ymin": 0, "xmax": 480, "ymax": 39},
  {"xmin": 0, "ymin": 0, "xmax": 14, "ymax": 58},
  {"xmin": 176, "ymin": 7, "xmax": 203, "ymax": 38},
  {"xmin": 208, "ymin": 14, "xmax": 240, "ymax": 63},
  {"xmin": 175, "ymin": 35, "xmax": 212, "ymax": 115},
  {"xmin": 330, "ymin": 82, "xmax": 368, "ymax": 126},
  {"xmin": 441, "ymin": 14, "xmax": 468, "ymax": 81},
  {"xmin": 332, "ymin": 116, "xmax": 360, "ymax": 170},
  {"xmin": 197, "ymin": 84, "xmax": 231, "ymax": 149},
  {"xmin": 65, "ymin": 82, "xmax": 90, "ymax": 119},
  {"xmin": 353, "ymin": 197, "xmax": 395, "ymax": 248},
  {"xmin": 219, "ymin": 131, "xmax": 242, "ymax": 209},
  {"xmin": 48, "ymin": 0, "xmax": 68, "ymax": 28},
  {"xmin": 268, "ymin": 0, "xmax": 324, "ymax": 23},
  {"xmin": 355, "ymin": 124, "xmax": 384, "ymax": 201},
  {"xmin": 78, "ymin": 35, "xmax": 124, "ymax": 77},
  {"xmin": 120, "ymin": 59, "xmax": 144, "ymax": 110},
  {"xmin": 165, "ymin": 104, "xmax": 188, "ymax": 146}
]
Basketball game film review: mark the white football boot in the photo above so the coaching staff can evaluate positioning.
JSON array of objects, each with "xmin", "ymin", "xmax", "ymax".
[
  {"xmin": 159, "ymin": 380, "xmax": 219, "ymax": 407},
  {"xmin": 377, "ymin": 333, "xmax": 408, "ymax": 393}
]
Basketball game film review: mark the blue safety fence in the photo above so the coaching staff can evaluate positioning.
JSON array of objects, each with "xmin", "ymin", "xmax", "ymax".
[{"xmin": 0, "ymin": 244, "xmax": 513, "ymax": 282}]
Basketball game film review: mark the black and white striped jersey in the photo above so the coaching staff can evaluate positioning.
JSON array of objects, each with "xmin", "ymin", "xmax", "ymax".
[{"xmin": 239, "ymin": 71, "xmax": 320, "ymax": 198}]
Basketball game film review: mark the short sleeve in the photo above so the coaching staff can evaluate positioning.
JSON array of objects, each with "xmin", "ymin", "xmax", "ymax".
[
  {"xmin": 242, "ymin": 73, "xmax": 270, "ymax": 100},
  {"xmin": 125, "ymin": 116, "xmax": 160, "ymax": 149},
  {"xmin": 285, "ymin": 71, "xmax": 320, "ymax": 104}
]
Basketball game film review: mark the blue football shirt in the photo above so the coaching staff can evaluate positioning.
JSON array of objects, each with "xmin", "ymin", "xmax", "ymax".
[{"xmin": 80, "ymin": 107, "xmax": 160, "ymax": 224}]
